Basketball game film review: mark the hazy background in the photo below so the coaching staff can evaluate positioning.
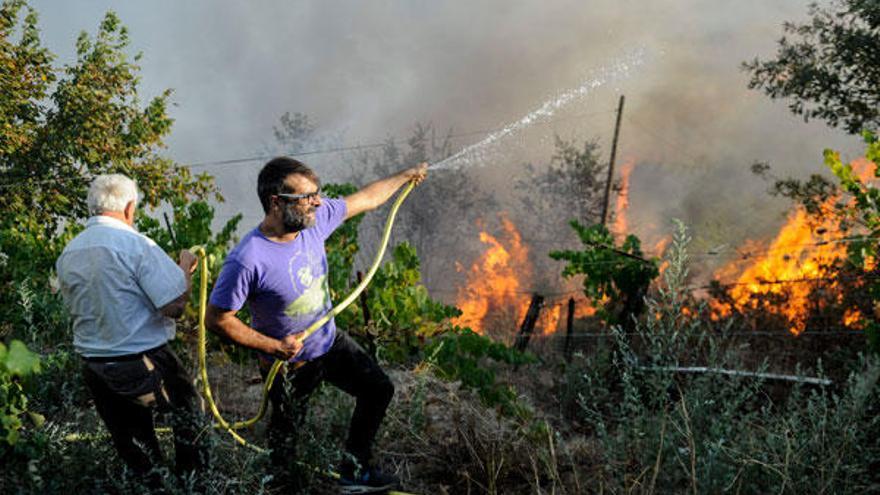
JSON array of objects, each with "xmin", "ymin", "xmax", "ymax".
[{"xmin": 30, "ymin": 0, "xmax": 866, "ymax": 299}]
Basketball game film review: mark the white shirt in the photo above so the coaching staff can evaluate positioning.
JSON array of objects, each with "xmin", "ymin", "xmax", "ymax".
[{"xmin": 56, "ymin": 215, "xmax": 186, "ymax": 357}]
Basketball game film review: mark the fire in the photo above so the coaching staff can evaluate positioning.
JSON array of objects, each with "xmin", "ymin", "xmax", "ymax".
[
  {"xmin": 538, "ymin": 305, "xmax": 562, "ymax": 336},
  {"xmin": 843, "ymin": 308, "xmax": 864, "ymax": 330},
  {"xmin": 611, "ymin": 159, "xmax": 635, "ymax": 237},
  {"xmin": 712, "ymin": 158, "xmax": 876, "ymax": 334},
  {"xmin": 576, "ymin": 303, "xmax": 597, "ymax": 318},
  {"xmin": 653, "ymin": 236, "xmax": 672, "ymax": 275},
  {"xmin": 454, "ymin": 214, "xmax": 532, "ymax": 336},
  {"xmin": 454, "ymin": 214, "xmax": 602, "ymax": 338},
  {"xmin": 539, "ymin": 298, "xmax": 598, "ymax": 335}
]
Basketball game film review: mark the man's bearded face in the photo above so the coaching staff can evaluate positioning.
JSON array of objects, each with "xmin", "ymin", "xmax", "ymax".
[{"xmin": 281, "ymin": 201, "xmax": 316, "ymax": 232}]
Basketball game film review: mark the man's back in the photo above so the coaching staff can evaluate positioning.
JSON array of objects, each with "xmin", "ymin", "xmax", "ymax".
[{"xmin": 56, "ymin": 215, "xmax": 184, "ymax": 357}]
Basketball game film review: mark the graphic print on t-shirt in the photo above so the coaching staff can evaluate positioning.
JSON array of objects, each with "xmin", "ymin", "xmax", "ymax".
[{"xmin": 283, "ymin": 248, "xmax": 330, "ymax": 320}]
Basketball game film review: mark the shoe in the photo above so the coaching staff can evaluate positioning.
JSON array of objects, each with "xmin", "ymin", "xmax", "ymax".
[{"xmin": 337, "ymin": 465, "xmax": 400, "ymax": 494}]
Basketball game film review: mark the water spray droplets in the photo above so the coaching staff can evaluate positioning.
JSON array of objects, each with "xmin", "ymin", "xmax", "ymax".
[{"xmin": 432, "ymin": 49, "xmax": 645, "ymax": 170}]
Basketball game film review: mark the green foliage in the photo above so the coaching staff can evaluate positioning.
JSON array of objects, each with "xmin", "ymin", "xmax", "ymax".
[
  {"xmin": 137, "ymin": 200, "xmax": 242, "ymax": 328},
  {"xmin": 0, "ymin": 339, "xmax": 42, "ymax": 447},
  {"xmin": 347, "ymin": 243, "xmax": 461, "ymax": 363},
  {"xmin": 323, "ymin": 183, "xmax": 362, "ymax": 300},
  {"xmin": 137, "ymin": 201, "xmax": 238, "ymax": 255},
  {"xmin": 0, "ymin": 0, "xmax": 218, "ymax": 336},
  {"xmin": 0, "ymin": 2, "xmax": 216, "ymax": 232},
  {"xmin": 550, "ymin": 221, "xmax": 659, "ymax": 325},
  {"xmin": 137, "ymin": 199, "xmax": 240, "ymax": 285},
  {"xmin": 318, "ymin": 182, "xmax": 461, "ymax": 363},
  {"xmin": 0, "ymin": 223, "xmax": 78, "ymax": 331},
  {"xmin": 424, "ymin": 328, "xmax": 534, "ymax": 414},
  {"xmin": 823, "ymin": 131, "xmax": 880, "ymax": 352},
  {"xmin": 743, "ymin": 0, "xmax": 880, "ymax": 134}
]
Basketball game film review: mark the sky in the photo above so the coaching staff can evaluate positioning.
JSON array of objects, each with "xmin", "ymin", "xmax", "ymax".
[{"xmin": 28, "ymin": 0, "xmax": 867, "ymax": 288}]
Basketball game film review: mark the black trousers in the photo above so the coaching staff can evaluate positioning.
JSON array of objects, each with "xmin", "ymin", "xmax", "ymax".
[
  {"xmin": 263, "ymin": 331, "xmax": 394, "ymax": 473},
  {"xmin": 82, "ymin": 345, "xmax": 208, "ymax": 477}
]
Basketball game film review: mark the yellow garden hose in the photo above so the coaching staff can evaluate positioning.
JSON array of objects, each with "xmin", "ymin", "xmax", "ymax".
[
  {"xmin": 64, "ymin": 181, "xmax": 419, "ymax": 492},
  {"xmin": 193, "ymin": 180, "xmax": 418, "ymax": 492}
]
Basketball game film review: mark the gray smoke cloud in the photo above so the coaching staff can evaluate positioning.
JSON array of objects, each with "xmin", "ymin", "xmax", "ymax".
[{"xmin": 33, "ymin": 0, "xmax": 865, "ymax": 292}]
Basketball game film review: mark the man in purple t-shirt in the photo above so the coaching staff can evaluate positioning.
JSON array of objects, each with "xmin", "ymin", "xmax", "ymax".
[{"xmin": 207, "ymin": 156, "xmax": 426, "ymax": 493}]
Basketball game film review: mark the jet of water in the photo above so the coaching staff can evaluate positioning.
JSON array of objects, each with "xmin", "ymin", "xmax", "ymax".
[{"xmin": 432, "ymin": 48, "xmax": 645, "ymax": 171}]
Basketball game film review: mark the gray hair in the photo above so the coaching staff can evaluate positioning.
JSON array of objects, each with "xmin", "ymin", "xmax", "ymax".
[{"xmin": 87, "ymin": 174, "xmax": 139, "ymax": 215}]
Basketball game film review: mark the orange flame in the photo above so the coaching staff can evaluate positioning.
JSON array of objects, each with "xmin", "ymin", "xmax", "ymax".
[
  {"xmin": 611, "ymin": 160, "xmax": 635, "ymax": 237},
  {"xmin": 712, "ymin": 158, "xmax": 876, "ymax": 334},
  {"xmin": 454, "ymin": 214, "xmax": 532, "ymax": 335},
  {"xmin": 454, "ymin": 215, "xmax": 597, "ymax": 337},
  {"xmin": 538, "ymin": 305, "xmax": 562, "ymax": 336},
  {"xmin": 653, "ymin": 236, "xmax": 672, "ymax": 275},
  {"xmin": 843, "ymin": 308, "xmax": 864, "ymax": 330}
]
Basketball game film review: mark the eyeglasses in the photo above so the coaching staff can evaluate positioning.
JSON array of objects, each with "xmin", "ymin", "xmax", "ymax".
[{"xmin": 275, "ymin": 190, "xmax": 321, "ymax": 203}]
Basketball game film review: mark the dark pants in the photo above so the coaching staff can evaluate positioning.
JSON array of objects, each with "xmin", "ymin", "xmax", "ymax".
[
  {"xmin": 82, "ymin": 345, "xmax": 208, "ymax": 478},
  {"xmin": 263, "ymin": 331, "xmax": 394, "ymax": 476}
]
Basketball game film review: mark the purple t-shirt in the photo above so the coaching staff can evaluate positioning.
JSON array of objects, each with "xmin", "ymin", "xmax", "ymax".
[{"xmin": 210, "ymin": 198, "xmax": 347, "ymax": 362}]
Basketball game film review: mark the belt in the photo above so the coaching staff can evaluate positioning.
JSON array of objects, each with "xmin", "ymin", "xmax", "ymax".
[{"xmin": 81, "ymin": 343, "xmax": 167, "ymax": 363}]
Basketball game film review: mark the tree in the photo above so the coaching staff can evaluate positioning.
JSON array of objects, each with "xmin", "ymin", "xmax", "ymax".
[
  {"xmin": 515, "ymin": 136, "xmax": 608, "ymax": 289},
  {"xmin": 0, "ymin": 4, "xmax": 216, "ymax": 230},
  {"xmin": 518, "ymin": 136, "xmax": 607, "ymax": 227},
  {"xmin": 0, "ymin": 1, "xmax": 215, "ymax": 322},
  {"xmin": 351, "ymin": 122, "xmax": 499, "ymax": 288},
  {"xmin": 743, "ymin": 0, "xmax": 880, "ymax": 134},
  {"xmin": 550, "ymin": 222, "xmax": 659, "ymax": 331},
  {"xmin": 269, "ymin": 111, "xmax": 343, "ymax": 157}
]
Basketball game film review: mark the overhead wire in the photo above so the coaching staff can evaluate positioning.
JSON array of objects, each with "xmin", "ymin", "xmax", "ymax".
[
  {"xmin": 9, "ymin": 105, "xmax": 880, "ymax": 317},
  {"xmin": 5, "ymin": 103, "xmax": 872, "ymax": 265},
  {"xmin": 0, "ymin": 108, "xmax": 617, "ymax": 189}
]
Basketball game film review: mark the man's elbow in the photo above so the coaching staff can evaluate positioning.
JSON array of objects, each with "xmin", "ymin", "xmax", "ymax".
[
  {"xmin": 205, "ymin": 306, "xmax": 218, "ymax": 330},
  {"xmin": 204, "ymin": 305, "xmax": 227, "ymax": 335}
]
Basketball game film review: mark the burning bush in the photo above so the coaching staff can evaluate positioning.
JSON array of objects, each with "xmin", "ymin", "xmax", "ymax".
[{"xmin": 710, "ymin": 133, "xmax": 880, "ymax": 349}]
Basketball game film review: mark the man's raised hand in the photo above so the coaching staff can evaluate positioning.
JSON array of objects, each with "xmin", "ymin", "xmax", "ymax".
[
  {"xmin": 405, "ymin": 162, "xmax": 428, "ymax": 185},
  {"xmin": 178, "ymin": 249, "xmax": 198, "ymax": 274}
]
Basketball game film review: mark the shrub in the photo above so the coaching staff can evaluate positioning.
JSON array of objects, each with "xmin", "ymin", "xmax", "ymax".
[
  {"xmin": 0, "ymin": 339, "xmax": 42, "ymax": 449},
  {"xmin": 560, "ymin": 220, "xmax": 880, "ymax": 493},
  {"xmin": 424, "ymin": 328, "xmax": 535, "ymax": 415}
]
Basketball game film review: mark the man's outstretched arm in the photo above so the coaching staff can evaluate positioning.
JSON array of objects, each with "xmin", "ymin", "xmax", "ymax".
[{"xmin": 344, "ymin": 162, "xmax": 428, "ymax": 220}]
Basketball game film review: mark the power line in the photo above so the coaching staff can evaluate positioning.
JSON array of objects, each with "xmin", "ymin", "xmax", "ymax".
[
  {"xmin": 624, "ymin": 116, "xmax": 704, "ymax": 164},
  {"xmin": 532, "ymin": 233, "xmax": 877, "ymax": 262},
  {"xmin": 187, "ymin": 109, "xmax": 615, "ymax": 169},
  {"xmin": 702, "ymin": 271, "xmax": 880, "ymax": 290},
  {"xmin": 0, "ymin": 108, "xmax": 618, "ymax": 190}
]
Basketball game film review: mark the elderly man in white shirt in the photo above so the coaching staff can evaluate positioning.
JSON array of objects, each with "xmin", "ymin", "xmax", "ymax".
[{"xmin": 56, "ymin": 174, "xmax": 207, "ymax": 486}]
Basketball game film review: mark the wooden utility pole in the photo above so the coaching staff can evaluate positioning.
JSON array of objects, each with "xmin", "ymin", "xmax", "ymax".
[
  {"xmin": 600, "ymin": 95, "xmax": 626, "ymax": 226},
  {"xmin": 514, "ymin": 294, "xmax": 544, "ymax": 354}
]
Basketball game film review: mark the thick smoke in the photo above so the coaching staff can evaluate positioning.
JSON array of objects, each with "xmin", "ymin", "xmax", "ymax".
[{"xmin": 34, "ymin": 0, "xmax": 864, "ymax": 291}]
